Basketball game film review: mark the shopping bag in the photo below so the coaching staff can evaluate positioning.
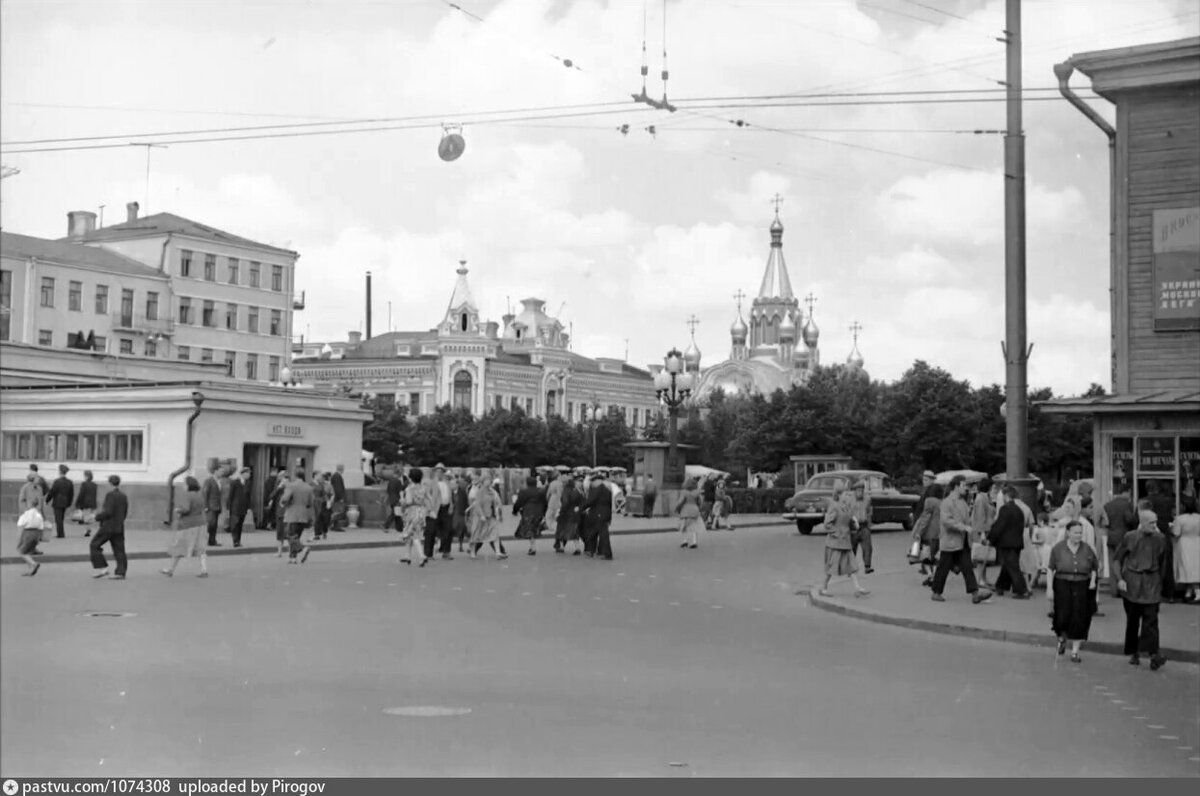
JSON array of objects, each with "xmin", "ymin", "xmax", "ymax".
[
  {"xmin": 69, "ymin": 508, "xmax": 85, "ymax": 523},
  {"xmin": 971, "ymin": 542, "xmax": 997, "ymax": 564},
  {"xmin": 906, "ymin": 539, "xmax": 922, "ymax": 564},
  {"xmin": 17, "ymin": 508, "xmax": 44, "ymax": 531}
]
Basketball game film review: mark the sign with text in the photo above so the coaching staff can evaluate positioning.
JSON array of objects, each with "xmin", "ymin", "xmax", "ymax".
[
  {"xmin": 1153, "ymin": 207, "xmax": 1200, "ymax": 331},
  {"xmin": 267, "ymin": 422, "xmax": 304, "ymax": 438},
  {"xmin": 1137, "ymin": 436, "xmax": 1176, "ymax": 473}
]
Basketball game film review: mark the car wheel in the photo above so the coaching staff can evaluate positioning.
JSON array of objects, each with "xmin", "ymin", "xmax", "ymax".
[{"xmin": 796, "ymin": 519, "xmax": 814, "ymax": 535}]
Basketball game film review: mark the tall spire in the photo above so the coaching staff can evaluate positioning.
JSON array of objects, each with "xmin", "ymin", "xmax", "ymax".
[
  {"xmin": 757, "ymin": 201, "xmax": 795, "ymax": 300},
  {"xmin": 446, "ymin": 259, "xmax": 477, "ymax": 312}
]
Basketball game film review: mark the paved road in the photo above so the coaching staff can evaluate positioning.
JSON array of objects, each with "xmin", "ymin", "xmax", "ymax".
[{"xmin": 3, "ymin": 525, "xmax": 1197, "ymax": 777}]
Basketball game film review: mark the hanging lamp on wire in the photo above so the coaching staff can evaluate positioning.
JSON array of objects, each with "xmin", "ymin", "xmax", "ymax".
[{"xmin": 438, "ymin": 123, "xmax": 466, "ymax": 161}]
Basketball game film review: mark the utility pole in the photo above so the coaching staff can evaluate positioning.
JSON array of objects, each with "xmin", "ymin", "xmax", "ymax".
[
  {"xmin": 1001, "ymin": 0, "xmax": 1035, "ymax": 502},
  {"xmin": 130, "ymin": 143, "xmax": 167, "ymax": 213}
]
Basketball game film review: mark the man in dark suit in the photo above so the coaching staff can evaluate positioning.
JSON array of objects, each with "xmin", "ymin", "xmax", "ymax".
[
  {"xmin": 330, "ymin": 464, "xmax": 347, "ymax": 532},
  {"xmin": 46, "ymin": 464, "xmax": 75, "ymax": 539},
  {"xmin": 582, "ymin": 470, "xmax": 614, "ymax": 560},
  {"xmin": 90, "ymin": 474, "xmax": 129, "ymax": 579},
  {"xmin": 201, "ymin": 462, "xmax": 224, "ymax": 546},
  {"xmin": 228, "ymin": 467, "xmax": 252, "ymax": 547},
  {"xmin": 452, "ymin": 474, "xmax": 470, "ymax": 552},
  {"xmin": 988, "ymin": 486, "xmax": 1030, "ymax": 598}
]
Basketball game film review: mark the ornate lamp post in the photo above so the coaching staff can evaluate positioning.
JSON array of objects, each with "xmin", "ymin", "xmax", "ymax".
[
  {"xmin": 583, "ymin": 401, "xmax": 602, "ymax": 467},
  {"xmin": 654, "ymin": 348, "xmax": 693, "ymax": 490}
]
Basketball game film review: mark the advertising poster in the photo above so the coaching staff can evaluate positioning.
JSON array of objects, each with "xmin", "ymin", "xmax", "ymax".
[{"xmin": 1153, "ymin": 207, "xmax": 1200, "ymax": 331}]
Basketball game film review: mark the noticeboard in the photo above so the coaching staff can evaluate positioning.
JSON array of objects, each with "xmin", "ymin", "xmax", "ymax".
[{"xmin": 1153, "ymin": 207, "xmax": 1200, "ymax": 331}]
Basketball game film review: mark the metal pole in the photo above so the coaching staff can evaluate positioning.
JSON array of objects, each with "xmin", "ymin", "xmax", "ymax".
[
  {"xmin": 365, "ymin": 270, "xmax": 373, "ymax": 340},
  {"xmin": 1003, "ymin": 0, "xmax": 1035, "ymax": 502}
]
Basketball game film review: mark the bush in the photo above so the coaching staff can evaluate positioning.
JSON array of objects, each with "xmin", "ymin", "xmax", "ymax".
[{"xmin": 726, "ymin": 487, "xmax": 794, "ymax": 514}]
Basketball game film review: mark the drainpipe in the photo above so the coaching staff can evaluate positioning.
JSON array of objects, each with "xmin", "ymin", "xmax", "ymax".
[
  {"xmin": 165, "ymin": 390, "xmax": 205, "ymax": 524},
  {"xmin": 1054, "ymin": 60, "xmax": 1118, "ymax": 384}
]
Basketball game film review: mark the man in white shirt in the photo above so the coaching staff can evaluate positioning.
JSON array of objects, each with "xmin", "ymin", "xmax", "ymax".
[{"xmin": 432, "ymin": 464, "xmax": 455, "ymax": 560}]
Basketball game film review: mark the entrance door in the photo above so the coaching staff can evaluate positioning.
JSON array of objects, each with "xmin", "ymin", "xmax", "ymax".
[{"xmin": 243, "ymin": 444, "xmax": 319, "ymax": 526}]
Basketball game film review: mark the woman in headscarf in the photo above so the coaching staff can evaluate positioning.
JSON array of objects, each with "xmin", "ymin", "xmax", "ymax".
[
  {"xmin": 469, "ymin": 474, "xmax": 506, "ymax": 560},
  {"xmin": 162, "ymin": 476, "xmax": 210, "ymax": 578},
  {"xmin": 1047, "ymin": 519, "xmax": 1100, "ymax": 662},
  {"xmin": 674, "ymin": 477, "xmax": 704, "ymax": 550}
]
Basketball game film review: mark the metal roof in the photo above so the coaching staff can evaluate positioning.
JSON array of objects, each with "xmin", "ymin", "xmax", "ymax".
[
  {"xmin": 1039, "ymin": 389, "xmax": 1200, "ymax": 414},
  {"xmin": 63, "ymin": 212, "xmax": 298, "ymax": 257},
  {"xmin": 1, "ymin": 231, "xmax": 167, "ymax": 279}
]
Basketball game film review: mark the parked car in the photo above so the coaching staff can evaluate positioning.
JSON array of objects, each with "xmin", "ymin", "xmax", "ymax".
[{"xmin": 782, "ymin": 469, "xmax": 919, "ymax": 535}]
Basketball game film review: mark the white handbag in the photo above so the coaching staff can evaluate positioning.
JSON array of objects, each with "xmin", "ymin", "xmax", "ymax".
[{"xmin": 17, "ymin": 508, "xmax": 44, "ymax": 531}]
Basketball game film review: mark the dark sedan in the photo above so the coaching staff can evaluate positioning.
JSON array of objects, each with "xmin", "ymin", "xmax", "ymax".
[{"xmin": 782, "ymin": 469, "xmax": 919, "ymax": 535}]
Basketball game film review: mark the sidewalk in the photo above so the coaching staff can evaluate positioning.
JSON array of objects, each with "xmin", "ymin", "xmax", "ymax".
[
  {"xmin": 0, "ymin": 513, "xmax": 785, "ymax": 565},
  {"xmin": 808, "ymin": 567, "xmax": 1200, "ymax": 664}
]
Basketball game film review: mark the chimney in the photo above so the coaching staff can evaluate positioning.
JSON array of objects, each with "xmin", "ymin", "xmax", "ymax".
[
  {"xmin": 126, "ymin": 201, "xmax": 140, "ymax": 223},
  {"xmin": 348, "ymin": 331, "xmax": 362, "ymax": 345},
  {"xmin": 66, "ymin": 211, "xmax": 97, "ymax": 238},
  {"xmin": 365, "ymin": 271, "xmax": 373, "ymax": 341},
  {"xmin": 485, "ymin": 321, "xmax": 499, "ymax": 340}
]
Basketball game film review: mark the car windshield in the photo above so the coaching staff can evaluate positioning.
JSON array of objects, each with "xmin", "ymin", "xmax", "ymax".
[{"xmin": 808, "ymin": 475, "xmax": 849, "ymax": 490}]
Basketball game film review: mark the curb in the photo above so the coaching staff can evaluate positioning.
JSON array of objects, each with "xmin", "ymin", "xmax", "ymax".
[
  {"xmin": 0, "ymin": 519, "xmax": 783, "ymax": 566},
  {"xmin": 807, "ymin": 588, "xmax": 1199, "ymax": 664}
]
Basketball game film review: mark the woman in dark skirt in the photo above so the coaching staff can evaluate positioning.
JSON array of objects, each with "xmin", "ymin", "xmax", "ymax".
[
  {"xmin": 1047, "ymin": 520, "xmax": 1100, "ymax": 663},
  {"xmin": 513, "ymin": 476, "xmax": 548, "ymax": 556},
  {"xmin": 74, "ymin": 470, "xmax": 98, "ymax": 537}
]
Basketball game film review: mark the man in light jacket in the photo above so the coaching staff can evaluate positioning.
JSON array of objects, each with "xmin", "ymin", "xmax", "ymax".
[
  {"xmin": 931, "ymin": 475, "xmax": 992, "ymax": 603},
  {"xmin": 280, "ymin": 469, "xmax": 314, "ymax": 564}
]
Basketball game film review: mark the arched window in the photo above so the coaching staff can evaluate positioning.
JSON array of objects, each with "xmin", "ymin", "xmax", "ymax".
[
  {"xmin": 546, "ymin": 390, "xmax": 557, "ymax": 415},
  {"xmin": 460, "ymin": 313, "xmax": 468, "ymax": 332},
  {"xmin": 452, "ymin": 370, "xmax": 472, "ymax": 410}
]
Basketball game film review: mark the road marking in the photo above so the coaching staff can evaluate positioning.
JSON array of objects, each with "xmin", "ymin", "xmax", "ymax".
[
  {"xmin": 617, "ymin": 573, "xmax": 626, "ymax": 576},
  {"xmin": 629, "ymin": 598, "xmax": 640, "ymax": 603},
  {"xmin": 522, "ymin": 592, "xmax": 532, "ymax": 596},
  {"xmin": 388, "ymin": 583, "xmax": 396, "ymax": 586},
  {"xmin": 556, "ymin": 594, "xmax": 566, "ymax": 598},
  {"xmin": 452, "ymin": 586, "xmax": 463, "ymax": 591},
  {"xmin": 1176, "ymin": 746, "xmax": 1192, "ymax": 751},
  {"xmin": 1110, "ymin": 699, "xmax": 1126, "ymax": 704},
  {"xmin": 321, "ymin": 579, "xmax": 330, "ymax": 583},
  {"xmin": 1190, "ymin": 756, "xmax": 1200, "ymax": 762},
  {"xmin": 1147, "ymin": 725, "xmax": 1166, "ymax": 729},
  {"xmin": 383, "ymin": 706, "xmax": 472, "ymax": 717},
  {"xmin": 355, "ymin": 581, "xmax": 365, "ymax": 585},
  {"xmin": 486, "ymin": 589, "xmax": 496, "ymax": 594},
  {"xmin": 1121, "ymin": 706, "xmax": 1139, "ymax": 711},
  {"xmin": 1159, "ymin": 735, "xmax": 1180, "ymax": 741},
  {"xmin": 1133, "ymin": 716, "xmax": 1148, "ymax": 720},
  {"xmin": 648, "ymin": 574, "xmax": 657, "ymax": 579},
  {"xmin": 714, "ymin": 579, "xmax": 723, "ymax": 583},
  {"xmin": 752, "ymin": 607, "xmax": 763, "ymax": 612},
  {"xmin": 668, "ymin": 602, "xmax": 680, "ymax": 606},
  {"xmin": 710, "ymin": 605, "xmax": 723, "ymax": 609},
  {"xmin": 594, "ymin": 596, "xmax": 602, "ymax": 600},
  {"xmin": 668, "ymin": 762, "xmax": 688, "ymax": 767}
]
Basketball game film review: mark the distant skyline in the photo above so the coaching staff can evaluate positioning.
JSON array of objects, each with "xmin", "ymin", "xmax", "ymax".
[{"xmin": 3, "ymin": 0, "xmax": 1197, "ymax": 395}]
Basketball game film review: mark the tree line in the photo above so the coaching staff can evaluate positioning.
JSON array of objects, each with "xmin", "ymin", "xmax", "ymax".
[{"xmin": 362, "ymin": 360, "xmax": 1098, "ymax": 489}]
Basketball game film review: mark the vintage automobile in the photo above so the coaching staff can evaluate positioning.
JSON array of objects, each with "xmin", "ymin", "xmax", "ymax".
[{"xmin": 782, "ymin": 469, "xmax": 919, "ymax": 535}]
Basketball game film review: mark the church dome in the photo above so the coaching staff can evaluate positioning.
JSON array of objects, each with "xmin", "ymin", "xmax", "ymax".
[
  {"xmin": 684, "ymin": 339, "xmax": 702, "ymax": 367},
  {"xmin": 730, "ymin": 314, "xmax": 748, "ymax": 342},
  {"xmin": 847, "ymin": 346, "xmax": 864, "ymax": 369},
  {"xmin": 802, "ymin": 315, "xmax": 819, "ymax": 347},
  {"xmin": 779, "ymin": 312, "xmax": 796, "ymax": 342}
]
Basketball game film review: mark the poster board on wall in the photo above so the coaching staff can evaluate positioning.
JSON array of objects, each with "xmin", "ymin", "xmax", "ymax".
[{"xmin": 1153, "ymin": 207, "xmax": 1200, "ymax": 331}]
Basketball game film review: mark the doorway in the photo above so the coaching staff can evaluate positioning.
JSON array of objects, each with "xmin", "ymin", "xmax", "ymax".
[{"xmin": 243, "ymin": 443, "xmax": 317, "ymax": 527}]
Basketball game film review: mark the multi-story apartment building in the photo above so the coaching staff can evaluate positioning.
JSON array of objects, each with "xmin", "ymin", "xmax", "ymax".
[
  {"xmin": 0, "ymin": 229, "xmax": 172, "ymax": 355},
  {"xmin": 64, "ymin": 202, "xmax": 301, "ymax": 381}
]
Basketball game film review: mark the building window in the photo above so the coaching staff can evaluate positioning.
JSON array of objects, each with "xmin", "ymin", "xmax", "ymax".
[
  {"xmin": 511, "ymin": 396, "xmax": 520, "ymax": 411},
  {"xmin": 0, "ymin": 270, "xmax": 11, "ymax": 341},
  {"xmin": 178, "ymin": 345, "xmax": 191, "ymax": 361},
  {"xmin": 526, "ymin": 397, "xmax": 534, "ymax": 415},
  {"xmin": 632, "ymin": 407, "xmax": 639, "ymax": 427},
  {"xmin": 225, "ymin": 351, "xmax": 236, "ymax": 377},
  {"xmin": 227, "ymin": 257, "xmax": 239, "ymax": 285},
  {"xmin": 146, "ymin": 292, "xmax": 159, "ymax": 321},
  {"xmin": 204, "ymin": 253, "xmax": 216, "ymax": 281},
  {"xmin": 546, "ymin": 391, "xmax": 557, "ymax": 416},
  {"xmin": 69, "ymin": 281, "xmax": 82, "ymax": 311},
  {"xmin": 268, "ymin": 356, "xmax": 280, "ymax": 382},
  {"xmin": 201, "ymin": 348, "xmax": 214, "ymax": 363},
  {"xmin": 94, "ymin": 284, "xmax": 108, "ymax": 314},
  {"xmin": 120, "ymin": 289, "xmax": 134, "ymax": 326},
  {"xmin": 494, "ymin": 394, "xmax": 504, "ymax": 410},
  {"xmin": 202, "ymin": 300, "xmax": 215, "ymax": 327},
  {"xmin": 249, "ymin": 262, "xmax": 261, "ymax": 288},
  {"xmin": 409, "ymin": 393, "xmax": 421, "ymax": 416},
  {"xmin": 40, "ymin": 277, "xmax": 55, "ymax": 308},
  {"xmin": 269, "ymin": 309, "xmax": 282, "ymax": 336},
  {"xmin": 452, "ymin": 371, "xmax": 472, "ymax": 410},
  {"xmin": 180, "ymin": 249, "xmax": 193, "ymax": 277},
  {"xmin": 118, "ymin": 339, "xmax": 133, "ymax": 354},
  {"xmin": 178, "ymin": 297, "xmax": 192, "ymax": 324},
  {"xmin": 247, "ymin": 306, "xmax": 259, "ymax": 334},
  {"xmin": 225, "ymin": 303, "xmax": 238, "ymax": 330},
  {"xmin": 145, "ymin": 339, "xmax": 157, "ymax": 357},
  {"xmin": 567, "ymin": 401, "xmax": 574, "ymax": 422},
  {"xmin": 93, "ymin": 335, "xmax": 106, "ymax": 352},
  {"xmin": 245, "ymin": 354, "xmax": 258, "ymax": 380},
  {"xmin": 460, "ymin": 313, "xmax": 469, "ymax": 332},
  {"xmin": 271, "ymin": 265, "xmax": 283, "ymax": 291},
  {"xmin": 1, "ymin": 431, "xmax": 145, "ymax": 463},
  {"xmin": 38, "ymin": 329, "xmax": 52, "ymax": 346}
]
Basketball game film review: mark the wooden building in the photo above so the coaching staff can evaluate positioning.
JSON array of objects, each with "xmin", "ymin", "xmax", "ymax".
[{"xmin": 1046, "ymin": 37, "xmax": 1200, "ymax": 515}]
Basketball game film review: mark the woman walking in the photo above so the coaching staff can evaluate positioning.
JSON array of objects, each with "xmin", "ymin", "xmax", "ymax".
[
  {"xmin": 815, "ymin": 486, "xmax": 869, "ymax": 597},
  {"xmin": 711, "ymin": 478, "xmax": 735, "ymax": 531},
  {"xmin": 970, "ymin": 480, "xmax": 997, "ymax": 587},
  {"xmin": 1171, "ymin": 496, "xmax": 1200, "ymax": 603},
  {"xmin": 161, "ymin": 476, "xmax": 209, "ymax": 577},
  {"xmin": 554, "ymin": 473, "xmax": 584, "ymax": 555},
  {"xmin": 75, "ymin": 470, "xmax": 98, "ymax": 537},
  {"xmin": 912, "ymin": 484, "xmax": 944, "ymax": 586},
  {"xmin": 469, "ymin": 475, "xmax": 506, "ymax": 560},
  {"xmin": 397, "ymin": 468, "xmax": 428, "ymax": 567},
  {"xmin": 16, "ymin": 477, "xmax": 44, "ymax": 576},
  {"xmin": 513, "ymin": 475, "xmax": 548, "ymax": 556},
  {"xmin": 675, "ymin": 477, "xmax": 704, "ymax": 550},
  {"xmin": 1046, "ymin": 520, "xmax": 1099, "ymax": 662}
]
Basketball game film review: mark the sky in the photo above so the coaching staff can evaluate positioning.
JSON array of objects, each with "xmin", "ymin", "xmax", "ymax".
[{"xmin": 2, "ymin": 0, "xmax": 1197, "ymax": 396}]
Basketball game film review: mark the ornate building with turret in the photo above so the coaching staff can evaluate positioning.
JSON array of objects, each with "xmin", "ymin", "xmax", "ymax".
[
  {"xmin": 289, "ymin": 261, "xmax": 660, "ymax": 428},
  {"xmin": 692, "ymin": 211, "xmax": 824, "ymax": 399}
]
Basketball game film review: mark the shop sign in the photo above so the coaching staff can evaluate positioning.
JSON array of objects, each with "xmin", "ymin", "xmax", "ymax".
[
  {"xmin": 1152, "ymin": 207, "xmax": 1200, "ymax": 331},
  {"xmin": 1137, "ymin": 437, "xmax": 1176, "ymax": 473},
  {"xmin": 267, "ymin": 422, "xmax": 304, "ymax": 438}
]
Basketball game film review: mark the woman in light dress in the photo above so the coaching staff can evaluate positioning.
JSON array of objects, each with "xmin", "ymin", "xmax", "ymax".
[
  {"xmin": 674, "ymin": 477, "xmax": 704, "ymax": 550},
  {"xmin": 1171, "ymin": 495, "xmax": 1200, "ymax": 603},
  {"xmin": 161, "ymin": 476, "xmax": 209, "ymax": 578},
  {"xmin": 469, "ymin": 473, "xmax": 507, "ymax": 560},
  {"xmin": 397, "ymin": 468, "xmax": 428, "ymax": 567}
]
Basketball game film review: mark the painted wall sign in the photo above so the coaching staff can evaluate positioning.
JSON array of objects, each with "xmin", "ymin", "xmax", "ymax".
[
  {"xmin": 1153, "ymin": 207, "xmax": 1200, "ymax": 331},
  {"xmin": 267, "ymin": 422, "xmax": 304, "ymax": 438}
]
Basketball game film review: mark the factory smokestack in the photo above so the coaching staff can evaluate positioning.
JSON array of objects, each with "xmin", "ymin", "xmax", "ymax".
[{"xmin": 365, "ymin": 270, "xmax": 373, "ymax": 340}]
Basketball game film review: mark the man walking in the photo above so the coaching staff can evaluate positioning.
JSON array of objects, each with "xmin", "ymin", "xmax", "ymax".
[
  {"xmin": 1101, "ymin": 485, "xmax": 1137, "ymax": 593},
  {"xmin": 582, "ymin": 470, "xmax": 614, "ymax": 560},
  {"xmin": 433, "ymin": 465, "xmax": 455, "ymax": 559},
  {"xmin": 452, "ymin": 473, "xmax": 470, "ymax": 553},
  {"xmin": 989, "ymin": 486, "xmax": 1031, "ymax": 598},
  {"xmin": 202, "ymin": 462, "xmax": 224, "ymax": 547},
  {"xmin": 421, "ymin": 466, "xmax": 443, "ymax": 565},
  {"xmin": 90, "ymin": 475, "xmax": 129, "ymax": 580},
  {"xmin": 931, "ymin": 475, "xmax": 992, "ymax": 603},
  {"xmin": 701, "ymin": 476, "xmax": 718, "ymax": 529},
  {"xmin": 1114, "ymin": 509, "xmax": 1171, "ymax": 669},
  {"xmin": 228, "ymin": 467, "xmax": 252, "ymax": 547},
  {"xmin": 329, "ymin": 464, "xmax": 347, "ymax": 532},
  {"xmin": 848, "ymin": 480, "xmax": 874, "ymax": 574},
  {"xmin": 280, "ymin": 469, "xmax": 314, "ymax": 564},
  {"xmin": 46, "ymin": 464, "xmax": 75, "ymax": 539},
  {"xmin": 642, "ymin": 473, "xmax": 658, "ymax": 518}
]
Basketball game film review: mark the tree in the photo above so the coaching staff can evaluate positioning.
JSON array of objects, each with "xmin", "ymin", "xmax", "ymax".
[
  {"xmin": 473, "ymin": 407, "xmax": 546, "ymax": 467},
  {"xmin": 360, "ymin": 398, "xmax": 411, "ymax": 464},
  {"xmin": 405, "ymin": 406, "xmax": 476, "ymax": 465}
]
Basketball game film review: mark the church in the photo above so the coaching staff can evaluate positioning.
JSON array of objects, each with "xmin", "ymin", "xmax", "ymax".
[{"xmin": 689, "ymin": 208, "xmax": 860, "ymax": 400}]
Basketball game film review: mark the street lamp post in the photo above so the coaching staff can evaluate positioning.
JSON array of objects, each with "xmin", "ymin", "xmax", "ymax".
[
  {"xmin": 654, "ymin": 348, "xmax": 693, "ymax": 490},
  {"xmin": 584, "ymin": 401, "xmax": 601, "ymax": 467}
]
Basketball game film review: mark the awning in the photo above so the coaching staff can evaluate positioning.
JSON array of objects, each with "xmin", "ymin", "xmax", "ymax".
[{"xmin": 1039, "ymin": 389, "xmax": 1200, "ymax": 415}]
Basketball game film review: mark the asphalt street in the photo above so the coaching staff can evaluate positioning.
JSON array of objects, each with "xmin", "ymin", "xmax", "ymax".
[{"xmin": 2, "ymin": 524, "xmax": 1198, "ymax": 777}]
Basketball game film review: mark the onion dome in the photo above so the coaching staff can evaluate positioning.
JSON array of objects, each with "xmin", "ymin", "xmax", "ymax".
[
  {"xmin": 847, "ymin": 345, "xmax": 864, "ymax": 369},
  {"xmin": 802, "ymin": 315, "xmax": 819, "ymax": 347},
  {"xmin": 684, "ymin": 339, "xmax": 702, "ymax": 368},
  {"xmin": 730, "ymin": 313, "xmax": 748, "ymax": 343},
  {"xmin": 779, "ymin": 311, "xmax": 796, "ymax": 342}
]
